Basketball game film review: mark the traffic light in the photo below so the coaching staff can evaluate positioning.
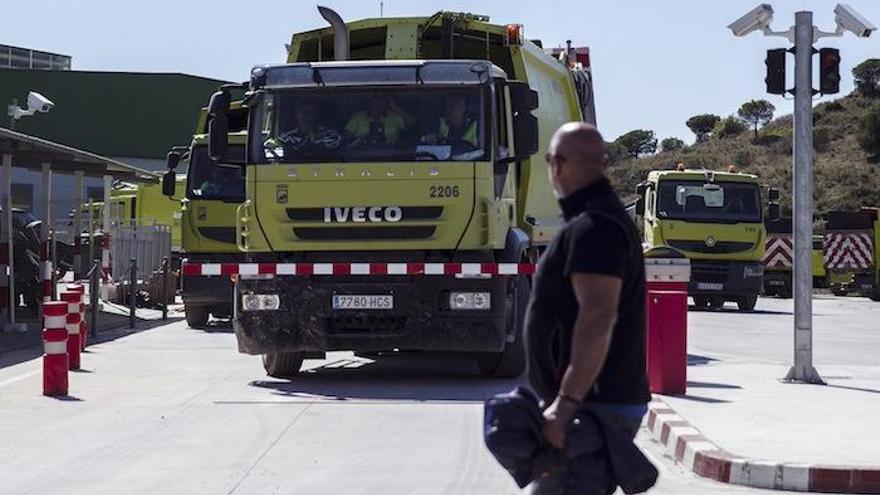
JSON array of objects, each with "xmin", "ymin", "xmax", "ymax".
[
  {"xmin": 819, "ymin": 48, "xmax": 841, "ymax": 95},
  {"xmin": 765, "ymin": 48, "xmax": 787, "ymax": 95}
]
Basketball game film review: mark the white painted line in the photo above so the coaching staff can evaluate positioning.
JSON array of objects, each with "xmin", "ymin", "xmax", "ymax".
[
  {"xmin": 780, "ymin": 463, "xmax": 811, "ymax": 492},
  {"xmin": 461, "ymin": 263, "xmax": 481, "ymax": 275},
  {"xmin": 203, "ymin": 264, "xmax": 221, "ymax": 276},
  {"xmin": 313, "ymin": 264, "xmax": 333, "ymax": 275},
  {"xmin": 424, "ymin": 264, "xmax": 444, "ymax": 275},
  {"xmin": 387, "ymin": 263, "xmax": 407, "ymax": 275},
  {"xmin": 729, "ymin": 459, "xmax": 778, "ymax": 489},
  {"xmin": 239, "ymin": 264, "xmax": 259, "ymax": 275},
  {"xmin": 0, "ymin": 369, "xmax": 41, "ymax": 389}
]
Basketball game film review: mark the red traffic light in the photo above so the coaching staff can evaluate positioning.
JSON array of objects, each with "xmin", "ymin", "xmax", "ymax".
[{"xmin": 819, "ymin": 47, "xmax": 841, "ymax": 95}]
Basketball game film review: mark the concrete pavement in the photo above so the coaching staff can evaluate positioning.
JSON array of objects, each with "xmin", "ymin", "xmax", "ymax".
[
  {"xmin": 0, "ymin": 316, "xmax": 792, "ymax": 494},
  {"xmin": 647, "ymin": 295, "xmax": 880, "ymax": 492}
]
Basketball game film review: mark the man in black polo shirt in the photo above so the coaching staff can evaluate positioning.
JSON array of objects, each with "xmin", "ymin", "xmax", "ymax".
[{"xmin": 525, "ymin": 122, "xmax": 650, "ymax": 493}]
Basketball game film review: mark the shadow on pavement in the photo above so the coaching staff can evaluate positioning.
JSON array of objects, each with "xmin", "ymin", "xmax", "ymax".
[
  {"xmin": 0, "ymin": 316, "xmax": 184, "ymax": 370},
  {"xmin": 688, "ymin": 306, "xmax": 792, "ymax": 316},
  {"xmin": 670, "ymin": 394, "xmax": 731, "ymax": 404},
  {"xmin": 686, "ymin": 380, "xmax": 741, "ymax": 390},
  {"xmin": 825, "ymin": 384, "xmax": 880, "ymax": 395},
  {"xmin": 200, "ymin": 319, "xmax": 234, "ymax": 334},
  {"xmin": 248, "ymin": 354, "xmax": 523, "ymax": 403},
  {"xmin": 687, "ymin": 354, "xmax": 718, "ymax": 366}
]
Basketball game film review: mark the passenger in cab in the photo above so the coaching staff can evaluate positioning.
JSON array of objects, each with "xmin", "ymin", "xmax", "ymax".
[
  {"xmin": 422, "ymin": 95, "xmax": 478, "ymax": 150},
  {"xmin": 345, "ymin": 94, "xmax": 408, "ymax": 145}
]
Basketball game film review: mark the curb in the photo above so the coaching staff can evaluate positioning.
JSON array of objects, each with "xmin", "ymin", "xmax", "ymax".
[{"xmin": 647, "ymin": 398, "xmax": 880, "ymax": 493}]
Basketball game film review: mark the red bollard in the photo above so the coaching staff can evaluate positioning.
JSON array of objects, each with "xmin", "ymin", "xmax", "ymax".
[
  {"xmin": 644, "ymin": 249, "xmax": 691, "ymax": 395},
  {"xmin": 68, "ymin": 284, "xmax": 87, "ymax": 350},
  {"xmin": 61, "ymin": 291, "xmax": 82, "ymax": 370},
  {"xmin": 42, "ymin": 301, "xmax": 69, "ymax": 396}
]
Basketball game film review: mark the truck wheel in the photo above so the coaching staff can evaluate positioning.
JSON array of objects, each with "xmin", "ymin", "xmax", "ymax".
[
  {"xmin": 185, "ymin": 304, "xmax": 209, "ymax": 329},
  {"xmin": 693, "ymin": 296, "xmax": 710, "ymax": 307},
  {"xmin": 477, "ymin": 276, "xmax": 529, "ymax": 378},
  {"xmin": 778, "ymin": 287, "xmax": 793, "ymax": 299},
  {"xmin": 832, "ymin": 287, "xmax": 848, "ymax": 297},
  {"xmin": 737, "ymin": 295, "xmax": 758, "ymax": 312},
  {"xmin": 708, "ymin": 297, "xmax": 725, "ymax": 308},
  {"xmin": 262, "ymin": 352, "xmax": 305, "ymax": 378}
]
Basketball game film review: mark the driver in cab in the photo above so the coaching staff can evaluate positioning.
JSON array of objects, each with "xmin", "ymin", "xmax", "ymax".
[
  {"xmin": 273, "ymin": 102, "xmax": 342, "ymax": 153},
  {"xmin": 344, "ymin": 94, "xmax": 408, "ymax": 146},
  {"xmin": 422, "ymin": 95, "xmax": 478, "ymax": 150}
]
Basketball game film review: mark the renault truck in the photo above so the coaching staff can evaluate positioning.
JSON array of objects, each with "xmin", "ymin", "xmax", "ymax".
[
  {"xmin": 187, "ymin": 8, "xmax": 596, "ymax": 377},
  {"xmin": 635, "ymin": 167, "xmax": 769, "ymax": 311}
]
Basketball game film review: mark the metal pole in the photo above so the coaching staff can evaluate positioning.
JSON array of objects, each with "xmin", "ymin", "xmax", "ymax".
[
  {"xmin": 73, "ymin": 171, "xmax": 84, "ymax": 280},
  {"xmin": 129, "ymin": 258, "xmax": 136, "ymax": 329},
  {"xmin": 1, "ymin": 154, "xmax": 12, "ymax": 329},
  {"xmin": 161, "ymin": 256, "xmax": 169, "ymax": 320},
  {"xmin": 785, "ymin": 11, "xmax": 823, "ymax": 384},
  {"xmin": 89, "ymin": 259, "xmax": 99, "ymax": 337}
]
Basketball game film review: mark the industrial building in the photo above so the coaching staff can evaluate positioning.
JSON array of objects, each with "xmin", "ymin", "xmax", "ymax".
[{"xmin": 1, "ymin": 59, "xmax": 228, "ymax": 220}]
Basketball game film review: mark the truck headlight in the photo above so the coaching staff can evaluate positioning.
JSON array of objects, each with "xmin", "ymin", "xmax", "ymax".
[
  {"xmin": 242, "ymin": 294, "xmax": 280, "ymax": 311},
  {"xmin": 449, "ymin": 292, "xmax": 491, "ymax": 310}
]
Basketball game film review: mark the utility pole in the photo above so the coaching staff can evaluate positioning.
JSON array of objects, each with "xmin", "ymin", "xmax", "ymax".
[
  {"xmin": 729, "ymin": 3, "xmax": 875, "ymax": 384},
  {"xmin": 786, "ymin": 11, "xmax": 822, "ymax": 383}
]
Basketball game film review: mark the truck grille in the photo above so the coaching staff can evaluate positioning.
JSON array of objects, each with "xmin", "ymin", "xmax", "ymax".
[
  {"xmin": 690, "ymin": 262, "xmax": 730, "ymax": 283},
  {"xmin": 293, "ymin": 226, "xmax": 436, "ymax": 240},
  {"xmin": 668, "ymin": 240, "xmax": 754, "ymax": 254}
]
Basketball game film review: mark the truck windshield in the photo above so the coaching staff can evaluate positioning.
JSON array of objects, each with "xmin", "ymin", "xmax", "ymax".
[
  {"xmin": 187, "ymin": 144, "xmax": 245, "ymax": 201},
  {"xmin": 253, "ymin": 87, "xmax": 488, "ymax": 164},
  {"xmin": 657, "ymin": 180, "xmax": 761, "ymax": 223}
]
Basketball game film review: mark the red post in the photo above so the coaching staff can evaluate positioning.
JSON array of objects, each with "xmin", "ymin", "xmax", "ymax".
[
  {"xmin": 68, "ymin": 283, "xmax": 87, "ymax": 350},
  {"xmin": 42, "ymin": 301, "xmax": 69, "ymax": 396},
  {"xmin": 644, "ymin": 252, "xmax": 691, "ymax": 395},
  {"xmin": 61, "ymin": 291, "xmax": 82, "ymax": 370}
]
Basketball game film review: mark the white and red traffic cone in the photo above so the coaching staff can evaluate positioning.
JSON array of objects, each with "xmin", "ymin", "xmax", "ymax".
[
  {"xmin": 61, "ymin": 291, "xmax": 82, "ymax": 370},
  {"xmin": 42, "ymin": 301, "xmax": 69, "ymax": 396}
]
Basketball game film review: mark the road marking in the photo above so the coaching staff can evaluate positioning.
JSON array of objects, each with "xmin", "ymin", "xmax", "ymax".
[{"xmin": 0, "ymin": 369, "xmax": 40, "ymax": 388}]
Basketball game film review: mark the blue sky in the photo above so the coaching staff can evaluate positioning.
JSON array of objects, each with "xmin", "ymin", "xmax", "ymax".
[{"xmin": 4, "ymin": 1, "xmax": 879, "ymax": 143}]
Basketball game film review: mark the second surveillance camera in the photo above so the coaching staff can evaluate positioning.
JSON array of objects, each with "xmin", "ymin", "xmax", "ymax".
[
  {"xmin": 728, "ymin": 3, "xmax": 775, "ymax": 37},
  {"xmin": 835, "ymin": 3, "xmax": 876, "ymax": 38},
  {"xmin": 27, "ymin": 91, "xmax": 54, "ymax": 113}
]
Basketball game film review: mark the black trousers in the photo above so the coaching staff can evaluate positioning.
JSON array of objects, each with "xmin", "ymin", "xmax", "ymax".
[{"xmin": 527, "ymin": 413, "xmax": 643, "ymax": 495}]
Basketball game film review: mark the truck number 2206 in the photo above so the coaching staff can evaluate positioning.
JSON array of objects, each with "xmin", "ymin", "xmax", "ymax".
[{"xmin": 429, "ymin": 185, "xmax": 460, "ymax": 198}]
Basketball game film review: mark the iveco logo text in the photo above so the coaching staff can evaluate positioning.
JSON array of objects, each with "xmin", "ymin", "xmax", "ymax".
[{"xmin": 323, "ymin": 207, "xmax": 403, "ymax": 223}]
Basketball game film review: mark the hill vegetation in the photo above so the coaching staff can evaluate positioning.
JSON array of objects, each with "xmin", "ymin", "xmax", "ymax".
[{"xmin": 608, "ymin": 59, "xmax": 880, "ymax": 218}]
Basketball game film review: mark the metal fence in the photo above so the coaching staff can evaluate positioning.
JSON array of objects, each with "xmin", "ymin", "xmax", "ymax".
[{"xmin": 111, "ymin": 223, "xmax": 172, "ymax": 281}]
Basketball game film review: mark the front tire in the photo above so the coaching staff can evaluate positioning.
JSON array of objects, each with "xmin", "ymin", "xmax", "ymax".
[
  {"xmin": 737, "ymin": 295, "xmax": 758, "ymax": 311},
  {"xmin": 185, "ymin": 304, "xmax": 209, "ymax": 329},
  {"xmin": 477, "ymin": 275, "xmax": 529, "ymax": 378},
  {"xmin": 708, "ymin": 297, "xmax": 725, "ymax": 308},
  {"xmin": 262, "ymin": 352, "xmax": 305, "ymax": 378},
  {"xmin": 693, "ymin": 296, "xmax": 710, "ymax": 308}
]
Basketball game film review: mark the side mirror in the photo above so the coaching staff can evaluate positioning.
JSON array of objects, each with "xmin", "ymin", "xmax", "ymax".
[
  {"xmin": 635, "ymin": 197, "xmax": 645, "ymax": 216},
  {"xmin": 507, "ymin": 81, "xmax": 539, "ymax": 159},
  {"xmin": 768, "ymin": 187, "xmax": 780, "ymax": 202},
  {"xmin": 768, "ymin": 203, "xmax": 781, "ymax": 222},
  {"xmin": 207, "ymin": 90, "xmax": 231, "ymax": 161},
  {"xmin": 162, "ymin": 170, "xmax": 176, "ymax": 197},
  {"xmin": 166, "ymin": 150, "xmax": 182, "ymax": 171}
]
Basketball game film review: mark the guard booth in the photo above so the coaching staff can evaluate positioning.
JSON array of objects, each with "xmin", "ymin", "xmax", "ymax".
[{"xmin": 0, "ymin": 127, "xmax": 158, "ymax": 331}]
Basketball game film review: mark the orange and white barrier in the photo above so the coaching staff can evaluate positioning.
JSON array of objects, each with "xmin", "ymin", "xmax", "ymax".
[{"xmin": 42, "ymin": 301, "xmax": 69, "ymax": 396}]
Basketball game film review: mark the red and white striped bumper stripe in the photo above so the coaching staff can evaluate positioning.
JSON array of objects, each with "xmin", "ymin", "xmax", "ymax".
[{"xmin": 182, "ymin": 262, "xmax": 536, "ymax": 277}]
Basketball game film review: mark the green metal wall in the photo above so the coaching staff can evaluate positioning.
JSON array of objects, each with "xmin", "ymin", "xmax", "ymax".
[{"xmin": 0, "ymin": 69, "xmax": 229, "ymax": 159}]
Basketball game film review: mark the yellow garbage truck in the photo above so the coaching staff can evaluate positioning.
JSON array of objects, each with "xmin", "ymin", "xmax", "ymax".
[
  {"xmin": 635, "ymin": 167, "xmax": 770, "ymax": 311},
  {"xmin": 189, "ymin": 8, "xmax": 596, "ymax": 377}
]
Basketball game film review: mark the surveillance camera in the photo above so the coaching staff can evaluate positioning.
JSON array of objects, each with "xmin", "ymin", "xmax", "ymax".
[
  {"xmin": 27, "ymin": 91, "xmax": 54, "ymax": 113},
  {"xmin": 835, "ymin": 3, "xmax": 876, "ymax": 38},
  {"xmin": 728, "ymin": 4, "xmax": 775, "ymax": 37}
]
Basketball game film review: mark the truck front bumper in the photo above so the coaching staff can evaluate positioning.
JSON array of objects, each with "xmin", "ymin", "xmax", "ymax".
[
  {"xmin": 233, "ymin": 275, "xmax": 510, "ymax": 355},
  {"xmin": 689, "ymin": 261, "xmax": 764, "ymax": 297},
  {"xmin": 181, "ymin": 256, "xmax": 236, "ymax": 308}
]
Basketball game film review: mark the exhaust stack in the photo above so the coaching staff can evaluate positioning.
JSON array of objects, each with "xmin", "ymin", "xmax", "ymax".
[{"xmin": 317, "ymin": 6, "xmax": 349, "ymax": 61}]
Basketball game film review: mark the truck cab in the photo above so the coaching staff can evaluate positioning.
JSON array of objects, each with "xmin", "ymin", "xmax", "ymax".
[
  {"xmin": 197, "ymin": 9, "xmax": 593, "ymax": 378},
  {"xmin": 637, "ymin": 168, "xmax": 766, "ymax": 311}
]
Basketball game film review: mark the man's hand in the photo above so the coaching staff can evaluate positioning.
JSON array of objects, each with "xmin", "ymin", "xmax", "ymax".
[{"xmin": 542, "ymin": 396, "xmax": 580, "ymax": 449}]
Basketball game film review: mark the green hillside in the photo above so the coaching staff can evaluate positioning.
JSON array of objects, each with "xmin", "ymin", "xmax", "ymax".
[{"xmin": 609, "ymin": 93, "xmax": 880, "ymax": 217}]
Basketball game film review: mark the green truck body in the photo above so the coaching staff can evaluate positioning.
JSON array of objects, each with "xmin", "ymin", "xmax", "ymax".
[{"xmin": 204, "ymin": 9, "xmax": 595, "ymax": 377}]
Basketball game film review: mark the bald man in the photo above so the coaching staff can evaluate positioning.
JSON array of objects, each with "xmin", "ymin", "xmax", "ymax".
[{"xmin": 525, "ymin": 122, "xmax": 650, "ymax": 494}]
